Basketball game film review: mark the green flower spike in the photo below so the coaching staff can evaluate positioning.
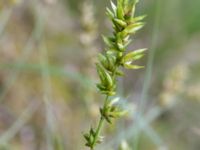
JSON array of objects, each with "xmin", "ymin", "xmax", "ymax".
[{"xmin": 84, "ymin": 0, "xmax": 147, "ymax": 149}]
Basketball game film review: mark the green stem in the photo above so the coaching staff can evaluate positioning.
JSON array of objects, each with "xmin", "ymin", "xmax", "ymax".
[
  {"xmin": 103, "ymin": 95, "xmax": 110, "ymax": 109},
  {"xmin": 91, "ymin": 117, "xmax": 104, "ymax": 150},
  {"xmin": 91, "ymin": 54, "xmax": 121, "ymax": 150},
  {"xmin": 91, "ymin": 95, "xmax": 109, "ymax": 149}
]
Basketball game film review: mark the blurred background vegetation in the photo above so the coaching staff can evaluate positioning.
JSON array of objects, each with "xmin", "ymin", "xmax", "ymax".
[{"xmin": 0, "ymin": 0, "xmax": 200, "ymax": 150}]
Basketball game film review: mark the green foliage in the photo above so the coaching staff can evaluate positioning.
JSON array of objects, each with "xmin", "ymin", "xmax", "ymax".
[{"xmin": 84, "ymin": 0, "xmax": 147, "ymax": 149}]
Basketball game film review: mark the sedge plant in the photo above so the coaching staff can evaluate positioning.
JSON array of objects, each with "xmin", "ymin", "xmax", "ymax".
[{"xmin": 83, "ymin": 0, "xmax": 147, "ymax": 149}]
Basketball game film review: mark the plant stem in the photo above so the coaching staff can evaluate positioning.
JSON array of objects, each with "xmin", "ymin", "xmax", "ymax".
[
  {"xmin": 91, "ymin": 64, "xmax": 119, "ymax": 149},
  {"xmin": 91, "ymin": 95, "xmax": 109, "ymax": 149},
  {"xmin": 103, "ymin": 95, "xmax": 110, "ymax": 109},
  {"xmin": 91, "ymin": 117, "xmax": 104, "ymax": 150}
]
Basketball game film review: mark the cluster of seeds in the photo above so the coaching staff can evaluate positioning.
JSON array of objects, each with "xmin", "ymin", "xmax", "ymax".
[{"xmin": 84, "ymin": 0, "xmax": 147, "ymax": 149}]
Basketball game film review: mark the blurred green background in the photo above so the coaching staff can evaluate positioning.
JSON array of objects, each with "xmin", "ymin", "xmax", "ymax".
[{"xmin": 0, "ymin": 0, "xmax": 200, "ymax": 150}]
